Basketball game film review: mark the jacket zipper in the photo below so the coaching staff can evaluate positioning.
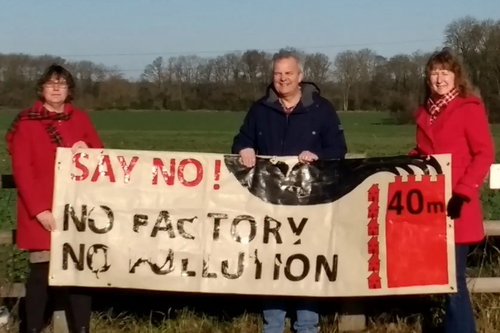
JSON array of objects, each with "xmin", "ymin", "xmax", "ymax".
[{"xmin": 281, "ymin": 114, "xmax": 290, "ymax": 155}]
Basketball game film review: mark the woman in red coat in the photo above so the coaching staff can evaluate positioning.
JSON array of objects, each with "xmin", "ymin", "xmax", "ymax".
[
  {"xmin": 6, "ymin": 64, "xmax": 103, "ymax": 333},
  {"xmin": 411, "ymin": 49, "xmax": 494, "ymax": 333}
]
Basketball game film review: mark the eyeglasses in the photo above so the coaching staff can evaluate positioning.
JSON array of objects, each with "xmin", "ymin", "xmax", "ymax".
[{"xmin": 44, "ymin": 81, "xmax": 68, "ymax": 89}]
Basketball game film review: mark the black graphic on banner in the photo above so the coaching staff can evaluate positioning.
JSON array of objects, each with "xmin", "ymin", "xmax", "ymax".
[{"xmin": 224, "ymin": 155, "xmax": 443, "ymax": 206}]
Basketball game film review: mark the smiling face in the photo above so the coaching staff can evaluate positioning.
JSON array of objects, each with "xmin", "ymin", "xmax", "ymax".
[
  {"xmin": 429, "ymin": 66, "xmax": 456, "ymax": 96},
  {"xmin": 272, "ymin": 57, "xmax": 303, "ymax": 98}
]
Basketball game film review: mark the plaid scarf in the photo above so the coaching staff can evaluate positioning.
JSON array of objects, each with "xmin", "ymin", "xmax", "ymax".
[
  {"xmin": 426, "ymin": 88, "xmax": 459, "ymax": 124},
  {"xmin": 5, "ymin": 102, "xmax": 73, "ymax": 155}
]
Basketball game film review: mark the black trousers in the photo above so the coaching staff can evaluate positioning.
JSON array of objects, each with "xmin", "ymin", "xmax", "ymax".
[{"xmin": 25, "ymin": 262, "xmax": 92, "ymax": 333}]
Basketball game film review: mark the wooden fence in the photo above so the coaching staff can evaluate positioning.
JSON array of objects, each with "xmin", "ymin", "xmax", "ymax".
[{"xmin": 2, "ymin": 163, "xmax": 500, "ymax": 332}]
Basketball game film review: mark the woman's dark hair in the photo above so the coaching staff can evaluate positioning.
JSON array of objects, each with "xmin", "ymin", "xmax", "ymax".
[
  {"xmin": 35, "ymin": 64, "xmax": 76, "ymax": 102},
  {"xmin": 424, "ymin": 48, "xmax": 480, "ymax": 100}
]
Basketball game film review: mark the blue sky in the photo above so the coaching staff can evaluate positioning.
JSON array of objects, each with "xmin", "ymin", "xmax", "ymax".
[{"xmin": 1, "ymin": 0, "xmax": 498, "ymax": 79}]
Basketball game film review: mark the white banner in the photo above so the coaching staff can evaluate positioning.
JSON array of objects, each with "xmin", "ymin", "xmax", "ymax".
[{"xmin": 49, "ymin": 148, "xmax": 456, "ymax": 297}]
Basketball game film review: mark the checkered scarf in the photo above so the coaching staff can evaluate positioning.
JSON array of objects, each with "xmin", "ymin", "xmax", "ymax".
[
  {"xmin": 5, "ymin": 102, "xmax": 73, "ymax": 155},
  {"xmin": 426, "ymin": 88, "xmax": 459, "ymax": 124}
]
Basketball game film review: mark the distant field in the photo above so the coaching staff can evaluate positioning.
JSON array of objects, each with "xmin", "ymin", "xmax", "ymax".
[
  {"xmin": 0, "ymin": 110, "xmax": 417, "ymax": 162},
  {"xmin": 1, "ymin": 109, "xmax": 499, "ymax": 161}
]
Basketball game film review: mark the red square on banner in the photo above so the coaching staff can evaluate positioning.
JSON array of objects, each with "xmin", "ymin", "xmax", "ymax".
[{"xmin": 385, "ymin": 175, "xmax": 449, "ymax": 288}]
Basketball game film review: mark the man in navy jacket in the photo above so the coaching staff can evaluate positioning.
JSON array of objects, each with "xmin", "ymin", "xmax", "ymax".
[
  {"xmin": 232, "ymin": 55, "xmax": 346, "ymax": 168},
  {"xmin": 231, "ymin": 50, "xmax": 347, "ymax": 333}
]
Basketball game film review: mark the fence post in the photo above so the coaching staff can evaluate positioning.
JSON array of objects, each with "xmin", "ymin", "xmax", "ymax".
[
  {"xmin": 52, "ymin": 311, "xmax": 69, "ymax": 333},
  {"xmin": 338, "ymin": 300, "xmax": 366, "ymax": 332}
]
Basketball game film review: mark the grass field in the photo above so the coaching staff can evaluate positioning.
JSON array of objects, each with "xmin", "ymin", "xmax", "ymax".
[{"xmin": 1, "ymin": 110, "xmax": 500, "ymax": 332}]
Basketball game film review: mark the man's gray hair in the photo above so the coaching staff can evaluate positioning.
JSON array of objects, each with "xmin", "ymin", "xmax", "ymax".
[{"xmin": 272, "ymin": 49, "xmax": 304, "ymax": 73}]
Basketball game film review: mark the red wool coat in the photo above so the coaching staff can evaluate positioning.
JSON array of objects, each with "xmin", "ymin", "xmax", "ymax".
[
  {"xmin": 413, "ymin": 94, "xmax": 495, "ymax": 244},
  {"xmin": 9, "ymin": 102, "xmax": 103, "ymax": 251}
]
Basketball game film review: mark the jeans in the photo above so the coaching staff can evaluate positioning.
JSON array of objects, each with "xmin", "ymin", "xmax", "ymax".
[
  {"xmin": 262, "ymin": 299, "xmax": 318, "ymax": 333},
  {"xmin": 444, "ymin": 245, "xmax": 475, "ymax": 333}
]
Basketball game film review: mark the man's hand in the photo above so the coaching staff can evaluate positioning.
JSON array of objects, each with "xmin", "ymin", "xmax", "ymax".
[
  {"xmin": 36, "ymin": 210, "xmax": 56, "ymax": 232},
  {"xmin": 298, "ymin": 151, "xmax": 318, "ymax": 164},
  {"xmin": 239, "ymin": 148, "xmax": 256, "ymax": 168},
  {"xmin": 71, "ymin": 141, "xmax": 88, "ymax": 154}
]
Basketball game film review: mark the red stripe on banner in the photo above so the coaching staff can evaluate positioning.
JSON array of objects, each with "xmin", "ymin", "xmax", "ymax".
[
  {"xmin": 367, "ymin": 184, "xmax": 381, "ymax": 289},
  {"xmin": 386, "ymin": 175, "xmax": 449, "ymax": 288}
]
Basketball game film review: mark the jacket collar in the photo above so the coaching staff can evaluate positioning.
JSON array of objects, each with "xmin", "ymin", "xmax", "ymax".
[
  {"xmin": 32, "ymin": 100, "xmax": 74, "ymax": 115},
  {"xmin": 416, "ymin": 95, "xmax": 482, "ymax": 140},
  {"xmin": 262, "ymin": 81, "xmax": 321, "ymax": 113}
]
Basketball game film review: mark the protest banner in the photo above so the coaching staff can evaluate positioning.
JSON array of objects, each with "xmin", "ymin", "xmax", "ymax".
[{"xmin": 49, "ymin": 148, "xmax": 456, "ymax": 297}]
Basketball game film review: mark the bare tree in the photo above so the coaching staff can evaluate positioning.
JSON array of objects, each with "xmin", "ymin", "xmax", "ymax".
[
  {"xmin": 334, "ymin": 50, "xmax": 357, "ymax": 111},
  {"xmin": 304, "ymin": 52, "xmax": 331, "ymax": 84},
  {"xmin": 0, "ymin": 15, "xmax": 498, "ymax": 121}
]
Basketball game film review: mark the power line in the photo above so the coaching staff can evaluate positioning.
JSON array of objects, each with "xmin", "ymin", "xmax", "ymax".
[
  {"xmin": 38, "ymin": 38, "xmax": 443, "ymax": 58},
  {"xmin": 4, "ymin": 38, "xmax": 442, "ymax": 75}
]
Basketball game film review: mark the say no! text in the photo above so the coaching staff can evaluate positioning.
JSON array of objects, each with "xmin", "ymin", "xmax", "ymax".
[{"xmin": 71, "ymin": 153, "xmax": 221, "ymax": 189}]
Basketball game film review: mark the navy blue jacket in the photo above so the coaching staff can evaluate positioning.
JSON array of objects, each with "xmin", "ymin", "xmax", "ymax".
[{"xmin": 231, "ymin": 82, "xmax": 347, "ymax": 159}]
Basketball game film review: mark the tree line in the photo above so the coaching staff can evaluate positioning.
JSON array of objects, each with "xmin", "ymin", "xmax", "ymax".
[{"xmin": 0, "ymin": 16, "xmax": 499, "ymax": 123}]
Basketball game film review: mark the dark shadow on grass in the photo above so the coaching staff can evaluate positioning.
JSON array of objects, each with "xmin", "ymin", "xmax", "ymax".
[
  {"xmin": 3, "ymin": 284, "xmax": 451, "ymax": 332},
  {"xmin": 77, "ymin": 289, "xmax": 445, "ymax": 331},
  {"xmin": 370, "ymin": 117, "xmax": 400, "ymax": 125}
]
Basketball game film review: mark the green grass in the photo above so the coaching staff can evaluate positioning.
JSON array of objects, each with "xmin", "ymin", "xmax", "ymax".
[{"xmin": 0, "ymin": 110, "xmax": 417, "ymax": 159}]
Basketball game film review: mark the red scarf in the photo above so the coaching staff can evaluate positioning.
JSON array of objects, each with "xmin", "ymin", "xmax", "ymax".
[
  {"xmin": 5, "ymin": 101, "xmax": 74, "ymax": 154},
  {"xmin": 426, "ymin": 88, "xmax": 459, "ymax": 124}
]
